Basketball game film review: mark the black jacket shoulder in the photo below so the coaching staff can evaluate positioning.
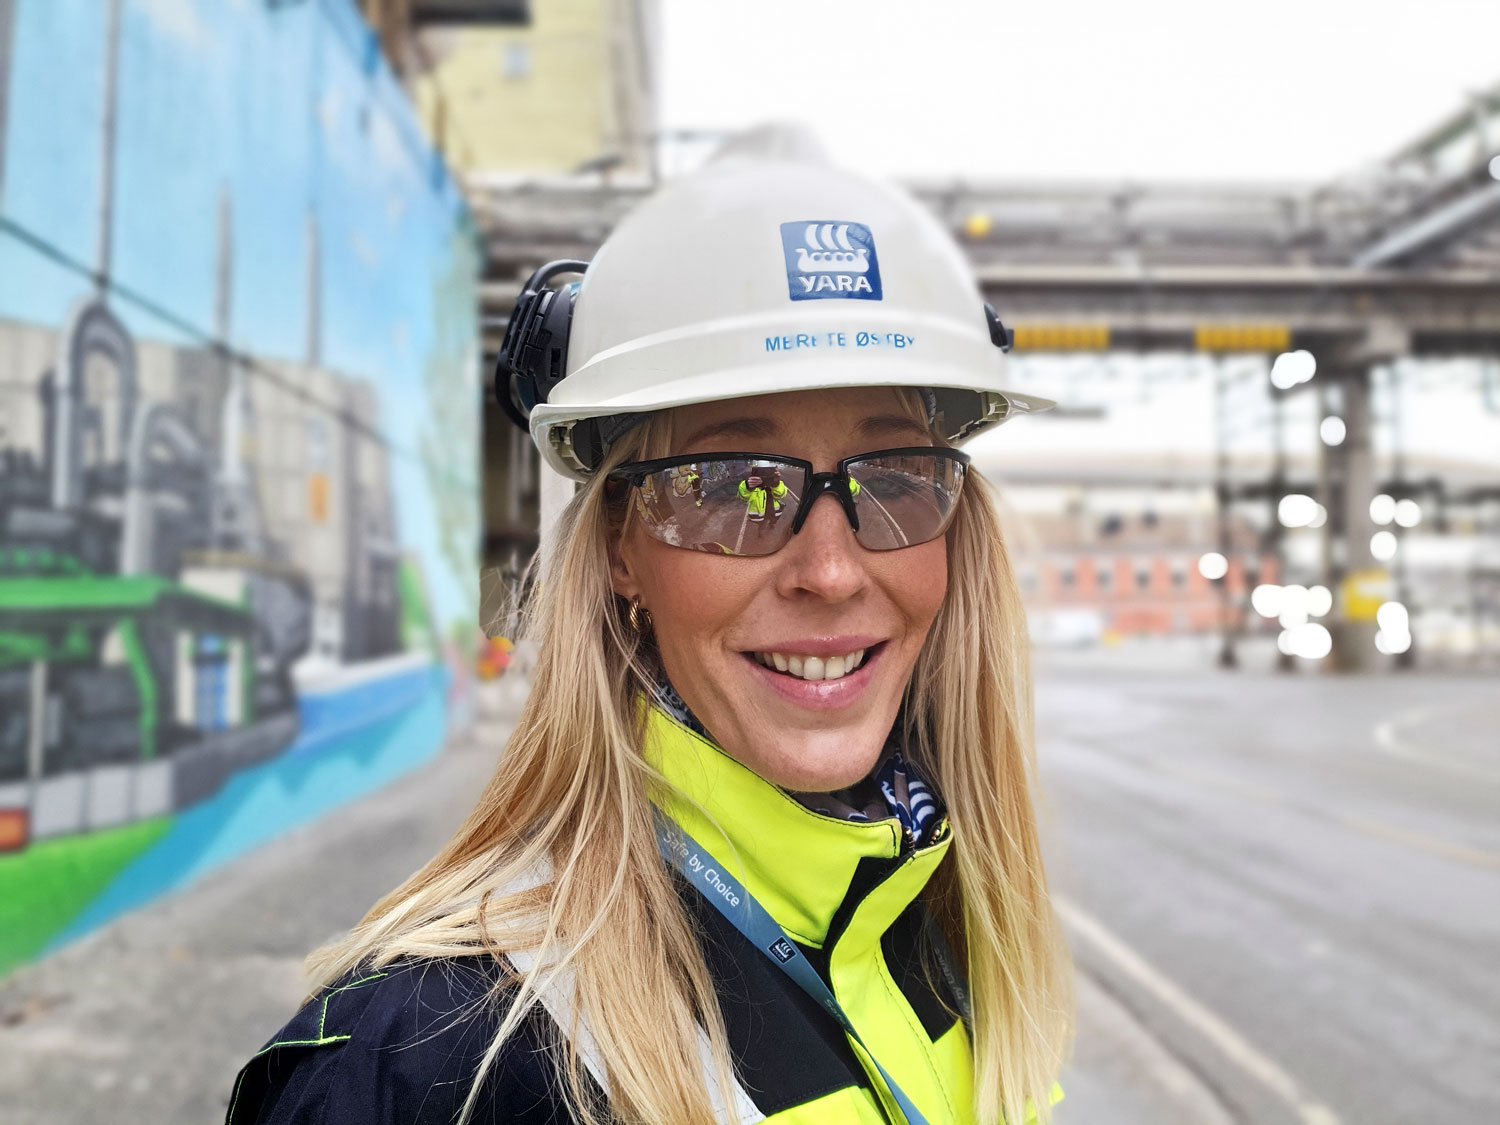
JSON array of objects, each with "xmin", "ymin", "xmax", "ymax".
[{"xmin": 227, "ymin": 959, "xmax": 575, "ymax": 1125}]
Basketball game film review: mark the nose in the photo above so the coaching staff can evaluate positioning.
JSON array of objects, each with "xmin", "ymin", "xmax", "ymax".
[{"xmin": 773, "ymin": 488, "xmax": 868, "ymax": 603}]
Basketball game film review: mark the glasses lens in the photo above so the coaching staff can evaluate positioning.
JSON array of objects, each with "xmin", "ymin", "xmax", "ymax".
[
  {"xmin": 846, "ymin": 452, "xmax": 965, "ymax": 550},
  {"xmin": 629, "ymin": 458, "xmax": 803, "ymax": 556}
]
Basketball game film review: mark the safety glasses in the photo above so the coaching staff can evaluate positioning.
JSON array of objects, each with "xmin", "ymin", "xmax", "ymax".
[{"xmin": 607, "ymin": 446, "xmax": 969, "ymax": 556}]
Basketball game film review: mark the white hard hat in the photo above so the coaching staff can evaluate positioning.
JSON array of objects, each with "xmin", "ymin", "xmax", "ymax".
[{"xmin": 497, "ymin": 151, "xmax": 1053, "ymax": 480}]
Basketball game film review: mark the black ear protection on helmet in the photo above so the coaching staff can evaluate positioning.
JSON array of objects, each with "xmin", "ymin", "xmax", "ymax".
[{"xmin": 494, "ymin": 259, "xmax": 590, "ymax": 432}]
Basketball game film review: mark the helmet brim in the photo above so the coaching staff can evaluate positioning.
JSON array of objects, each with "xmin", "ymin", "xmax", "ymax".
[{"xmin": 531, "ymin": 353, "xmax": 1055, "ymax": 479}]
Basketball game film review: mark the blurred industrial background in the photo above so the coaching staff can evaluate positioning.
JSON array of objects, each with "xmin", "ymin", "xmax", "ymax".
[{"xmin": 1, "ymin": 1, "xmax": 1497, "ymax": 1122}]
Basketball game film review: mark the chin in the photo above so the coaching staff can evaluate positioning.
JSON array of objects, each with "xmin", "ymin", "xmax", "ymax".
[{"xmin": 751, "ymin": 728, "xmax": 889, "ymax": 794}]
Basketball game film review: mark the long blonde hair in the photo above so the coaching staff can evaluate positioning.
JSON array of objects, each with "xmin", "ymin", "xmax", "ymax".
[{"xmin": 308, "ymin": 403, "xmax": 1072, "ymax": 1125}]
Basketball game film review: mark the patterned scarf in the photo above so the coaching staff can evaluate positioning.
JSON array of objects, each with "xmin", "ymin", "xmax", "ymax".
[{"xmin": 651, "ymin": 678, "xmax": 944, "ymax": 846}]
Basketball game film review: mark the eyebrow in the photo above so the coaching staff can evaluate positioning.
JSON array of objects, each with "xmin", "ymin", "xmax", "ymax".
[
  {"xmin": 680, "ymin": 412, "xmax": 931, "ymax": 451},
  {"xmin": 680, "ymin": 417, "xmax": 777, "ymax": 448},
  {"xmin": 856, "ymin": 414, "xmax": 932, "ymax": 441}
]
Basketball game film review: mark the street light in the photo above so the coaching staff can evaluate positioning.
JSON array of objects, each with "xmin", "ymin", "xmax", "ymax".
[
  {"xmin": 1393, "ymin": 498, "xmax": 1422, "ymax": 528},
  {"xmin": 1278, "ymin": 584, "xmax": 1311, "ymax": 629},
  {"xmin": 1376, "ymin": 630, "xmax": 1413, "ymax": 655},
  {"xmin": 1270, "ymin": 349, "xmax": 1316, "ymax": 390},
  {"xmin": 1371, "ymin": 530, "xmax": 1398, "ymax": 561},
  {"xmin": 1376, "ymin": 601, "xmax": 1412, "ymax": 655},
  {"xmin": 1307, "ymin": 585, "xmax": 1333, "ymax": 617},
  {"xmin": 1491, "ymin": 154, "xmax": 1500, "ymax": 181},
  {"xmin": 1251, "ymin": 583, "xmax": 1282, "ymax": 618},
  {"xmin": 1278, "ymin": 493, "xmax": 1319, "ymax": 527},
  {"xmin": 1320, "ymin": 416, "xmax": 1346, "ymax": 445},
  {"xmin": 1279, "ymin": 621, "xmax": 1332, "ymax": 659},
  {"xmin": 1376, "ymin": 600, "xmax": 1409, "ymax": 634},
  {"xmin": 1369, "ymin": 494, "xmax": 1396, "ymax": 525},
  {"xmin": 1198, "ymin": 551, "xmax": 1229, "ymax": 580}
]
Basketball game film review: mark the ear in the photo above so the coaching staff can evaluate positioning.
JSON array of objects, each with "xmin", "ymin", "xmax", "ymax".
[{"xmin": 608, "ymin": 520, "xmax": 642, "ymax": 603}]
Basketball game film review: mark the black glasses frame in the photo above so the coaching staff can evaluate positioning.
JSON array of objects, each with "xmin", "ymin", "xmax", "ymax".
[{"xmin": 608, "ymin": 445, "xmax": 971, "ymax": 542}]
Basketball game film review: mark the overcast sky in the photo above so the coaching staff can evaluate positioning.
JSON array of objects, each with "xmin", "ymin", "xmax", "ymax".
[
  {"xmin": 656, "ymin": 3, "xmax": 1500, "ymax": 468},
  {"xmin": 659, "ymin": 0, "xmax": 1500, "ymax": 183}
]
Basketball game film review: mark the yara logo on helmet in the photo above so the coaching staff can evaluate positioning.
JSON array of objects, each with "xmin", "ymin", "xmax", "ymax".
[{"xmin": 780, "ymin": 220, "xmax": 883, "ymax": 301}]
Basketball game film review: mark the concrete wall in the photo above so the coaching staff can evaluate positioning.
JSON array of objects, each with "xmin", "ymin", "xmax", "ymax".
[{"xmin": 0, "ymin": 0, "xmax": 480, "ymax": 975}]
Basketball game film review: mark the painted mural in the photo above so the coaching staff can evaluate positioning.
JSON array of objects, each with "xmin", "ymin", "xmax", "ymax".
[{"xmin": 0, "ymin": 0, "xmax": 481, "ymax": 974}]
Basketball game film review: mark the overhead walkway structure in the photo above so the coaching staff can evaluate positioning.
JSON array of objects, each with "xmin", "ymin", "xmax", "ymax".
[{"xmin": 469, "ymin": 87, "xmax": 1500, "ymax": 670}]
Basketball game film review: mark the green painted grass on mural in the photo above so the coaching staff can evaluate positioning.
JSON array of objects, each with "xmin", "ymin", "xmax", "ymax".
[{"xmin": 0, "ymin": 816, "xmax": 173, "ymax": 976}]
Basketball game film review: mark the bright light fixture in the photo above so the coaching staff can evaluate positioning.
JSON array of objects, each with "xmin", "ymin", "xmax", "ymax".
[
  {"xmin": 1270, "ymin": 349, "xmax": 1316, "ymax": 390},
  {"xmin": 1369, "ymin": 494, "xmax": 1396, "ymax": 526},
  {"xmin": 1198, "ymin": 551, "xmax": 1229, "ymax": 580},
  {"xmin": 1376, "ymin": 601, "xmax": 1409, "ymax": 634},
  {"xmin": 1250, "ymin": 584, "xmax": 1283, "ymax": 618},
  {"xmin": 1308, "ymin": 503, "xmax": 1328, "ymax": 529},
  {"xmin": 1301, "ymin": 623, "xmax": 1333, "ymax": 659},
  {"xmin": 963, "ymin": 212, "xmax": 994, "ymax": 240},
  {"xmin": 1320, "ymin": 416, "xmax": 1346, "ymax": 445},
  {"xmin": 1376, "ymin": 629, "xmax": 1413, "ymax": 655},
  {"xmin": 1308, "ymin": 585, "xmax": 1332, "ymax": 617},
  {"xmin": 1491, "ymin": 154, "xmax": 1500, "ymax": 181},
  {"xmin": 1278, "ymin": 585, "xmax": 1311, "ymax": 630},
  {"xmin": 1283, "ymin": 622, "xmax": 1332, "ymax": 659},
  {"xmin": 1278, "ymin": 493, "xmax": 1319, "ymax": 528},
  {"xmin": 1371, "ymin": 530, "xmax": 1398, "ymax": 561},
  {"xmin": 1394, "ymin": 498, "xmax": 1422, "ymax": 528}
]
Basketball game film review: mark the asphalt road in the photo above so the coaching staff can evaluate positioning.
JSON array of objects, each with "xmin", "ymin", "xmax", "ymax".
[
  {"xmin": 1040, "ymin": 645, "xmax": 1500, "ymax": 1124},
  {"xmin": 2, "ymin": 654, "xmax": 1495, "ymax": 1123}
]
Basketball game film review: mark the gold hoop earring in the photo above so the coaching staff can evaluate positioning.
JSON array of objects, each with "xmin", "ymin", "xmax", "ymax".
[{"xmin": 627, "ymin": 596, "xmax": 652, "ymax": 633}]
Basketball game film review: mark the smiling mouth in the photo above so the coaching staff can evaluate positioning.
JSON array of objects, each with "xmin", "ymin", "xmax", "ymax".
[{"xmin": 747, "ymin": 644, "xmax": 883, "ymax": 682}]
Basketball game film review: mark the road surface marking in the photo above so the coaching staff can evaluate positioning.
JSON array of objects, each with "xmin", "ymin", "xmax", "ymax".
[
  {"xmin": 1069, "ymin": 739, "xmax": 1500, "ymax": 872},
  {"xmin": 1055, "ymin": 895, "xmax": 1342, "ymax": 1125},
  {"xmin": 1373, "ymin": 705, "xmax": 1500, "ymax": 786},
  {"xmin": 732, "ymin": 505, "xmax": 749, "ymax": 555},
  {"xmin": 1072, "ymin": 967, "xmax": 1237, "ymax": 1123},
  {"xmin": 1333, "ymin": 813, "xmax": 1500, "ymax": 871}
]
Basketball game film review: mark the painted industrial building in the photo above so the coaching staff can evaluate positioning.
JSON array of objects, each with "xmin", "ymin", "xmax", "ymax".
[{"xmin": 0, "ymin": 0, "xmax": 480, "ymax": 974}]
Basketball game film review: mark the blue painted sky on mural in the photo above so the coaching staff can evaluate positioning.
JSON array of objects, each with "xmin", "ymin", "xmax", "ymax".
[{"xmin": 0, "ymin": 0, "xmax": 479, "ymax": 632}]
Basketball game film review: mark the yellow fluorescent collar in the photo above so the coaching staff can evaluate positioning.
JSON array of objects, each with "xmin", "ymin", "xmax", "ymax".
[{"xmin": 644, "ymin": 705, "xmax": 949, "ymax": 947}]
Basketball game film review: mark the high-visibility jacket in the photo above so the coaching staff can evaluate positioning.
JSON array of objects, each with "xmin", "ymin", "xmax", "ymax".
[
  {"xmin": 738, "ymin": 479, "xmax": 788, "ymax": 517},
  {"xmin": 227, "ymin": 707, "xmax": 1019, "ymax": 1124}
]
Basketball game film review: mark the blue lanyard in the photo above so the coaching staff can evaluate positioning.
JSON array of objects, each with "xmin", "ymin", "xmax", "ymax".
[{"xmin": 656, "ymin": 817, "xmax": 933, "ymax": 1125}]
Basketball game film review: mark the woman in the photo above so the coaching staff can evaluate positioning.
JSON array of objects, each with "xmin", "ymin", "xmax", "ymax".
[{"xmin": 229, "ymin": 145, "xmax": 1070, "ymax": 1125}]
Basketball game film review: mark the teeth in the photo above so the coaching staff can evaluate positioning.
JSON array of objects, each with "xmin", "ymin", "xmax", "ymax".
[{"xmin": 754, "ymin": 647, "xmax": 872, "ymax": 682}]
